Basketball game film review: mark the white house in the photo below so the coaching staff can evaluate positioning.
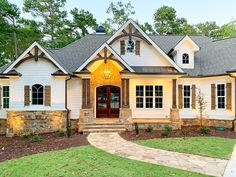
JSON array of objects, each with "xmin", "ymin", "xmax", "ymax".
[{"xmin": 0, "ymin": 19, "xmax": 236, "ymax": 136}]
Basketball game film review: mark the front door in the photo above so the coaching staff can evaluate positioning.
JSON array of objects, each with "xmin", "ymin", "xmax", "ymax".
[{"xmin": 96, "ymin": 85, "xmax": 120, "ymax": 118}]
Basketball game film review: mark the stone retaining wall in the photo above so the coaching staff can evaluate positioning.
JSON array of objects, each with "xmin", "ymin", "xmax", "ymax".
[
  {"xmin": 132, "ymin": 122, "xmax": 178, "ymax": 131},
  {"xmin": 7, "ymin": 110, "xmax": 67, "ymax": 136},
  {"xmin": 182, "ymin": 118, "xmax": 233, "ymax": 128},
  {"xmin": 0, "ymin": 119, "xmax": 6, "ymax": 135}
]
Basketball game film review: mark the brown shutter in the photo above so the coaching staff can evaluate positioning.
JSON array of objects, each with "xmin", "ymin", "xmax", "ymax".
[
  {"xmin": 135, "ymin": 40, "xmax": 140, "ymax": 55},
  {"xmin": 192, "ymin": 85, "xmax": 196, "ymax": 109},
  {"xmin": 0, "ymin": 86, "xmax": 2, "ymax": 109},
  {"xmin": 211, "ymin": 84, "xmax": 216, "ymax": 110},
  {"xmin": 226, "ymin": 83, "xmax": 232, "ymax": 110},
  {"xmin": 178, "ymin": 85, "xmax": 183, "ymax": 109},
  {"xmin": 45, "ymin": 85, "xmax": 51, "ymax": 106},
  {"xmin": 120, "ymin": 40, "xmax": 125, "ymax": 55},
  {"xmin": 24, "ymin": 85, "xmax": 30, "ymax": 106}
]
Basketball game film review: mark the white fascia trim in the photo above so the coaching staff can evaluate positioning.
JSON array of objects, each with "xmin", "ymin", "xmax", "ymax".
[
  {"xmin": 4, "ymin": 42, "xmax": 68, "ymax": 74},
  {"xmin": 174, "ymin": 35, "xmax": 200, "ymax": 52},
  {"xmin": 76, "ymin": 43, "xmax": 134, "ymax": 72},
  {"xmin": 107, "ymin": 19, "xmax": 184, "ymax": 73}
]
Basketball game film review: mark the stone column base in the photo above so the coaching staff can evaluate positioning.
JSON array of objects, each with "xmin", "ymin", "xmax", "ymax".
[
  {"xmin": 169, "ymin": 108, "xmax": 182, "ymax": 129},
  {"xmin": 0, "ymin": 119, "xmax": 6, "ymax": 135},
  {"xmin": 119, "ymin": 108, "xmax": 132, "ymax": 131},
  {"xmin": 234, "ymin": 121, "xmax": 236, "ymax": 132},
  {"xmin": 78, "ymin": 108, "xmax": 94, "ymax": 132}
]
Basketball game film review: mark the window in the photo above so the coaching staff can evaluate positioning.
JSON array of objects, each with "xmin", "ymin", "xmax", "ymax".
[
  {"xmin": 126, "ymin": 40, "xmax": 135, "ymax": 53},
  {"xmin": 136, "ymin": 86, "xmax": 144, "ymax": 108},
  {"xmin": 155, "ymin": 86, "xmax": 163, "ymax": 108},
  {"xmin": 2, "ymin": 86, "xmax": 9, "ymax": 109},
  {"xmin": 182, "ymin": 53, "xmax": 189, "ymax": 64},
  {"xmin": 145, "ymin": 86, "xmax": 153, "ymax": 108},
  {"xmin": 32, "ymin": 84, "xmax": 44, "ymax": 105},
  {"xmin": 217, "ymin": 84, "xmax": 225, "ymax": 109},
  {"xmin": 183, "ymin": 85, "xmax": 191, "ymax": 108}
]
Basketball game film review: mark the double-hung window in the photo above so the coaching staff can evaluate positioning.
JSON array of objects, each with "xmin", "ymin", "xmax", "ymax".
[
  {"xmin": 145, "ymin": 85, "xmax": 153, "ymax": 108},
  {"xmin": 217, "ymin": 84, "xmax": 225, "ymax": 109},
  {"xmin": 136, "ymin": 86, "xmax": 144, "ymax": 108},
  {"xmin": 155, "ymin": 86, "xmax": 163, "ymax": 108},
  {"xmin": 183, "ymin": 85, "xmax": 191, "ymax": 108},
  {"xmin": 2, "ymin": 86, "xmax": 9, "ymax": 109},
  {"xmin": 32, "ymin": 84, "xmax": 44, "ymax": 105}
]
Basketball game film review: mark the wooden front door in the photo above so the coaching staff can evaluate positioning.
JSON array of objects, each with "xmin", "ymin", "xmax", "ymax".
[{"xmin": 96, "ymin": 85, "xmax": 120, "ymax": 118}]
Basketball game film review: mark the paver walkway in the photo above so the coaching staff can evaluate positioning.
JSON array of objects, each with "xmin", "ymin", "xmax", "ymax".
[
  {"xmin": 88, "ymin": 133, "xmax": 228, "ymax": 177},
  {"xmin": 224, "ymin": 145, "xmax": 236, "ymax": 177}
]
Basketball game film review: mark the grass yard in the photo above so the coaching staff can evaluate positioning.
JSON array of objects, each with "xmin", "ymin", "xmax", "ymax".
[
  {"xmin": 136, "ymin": 137, "xmax": 236, "ymax": 159},
  {"xmin": 0, "ymin": 145, "xmax": 210, "ymax": 177}
]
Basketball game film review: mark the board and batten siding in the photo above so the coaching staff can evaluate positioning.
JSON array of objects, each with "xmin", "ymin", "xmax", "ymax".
[
  {"xmin": 129, "ymin": 78, "xmax": 173, "ymax": 118},
  {"xmin": 177, "ymin": 76, "xmax": 235, "ymax": 120},
  {"xmin": 9, "ymin": 59, "xmax": 66, "ymax": 110},
  {"xmin": 67, "ymin": 78, "xmax": 82, "ymax": 119}
]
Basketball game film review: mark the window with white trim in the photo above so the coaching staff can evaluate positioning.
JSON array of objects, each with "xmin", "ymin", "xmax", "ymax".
[
  {"xmin": 2, "ymin": 86, "xmax": 9, "ymax": 109},
  {"xmin": 183, "ymin": 85, "xmax": 191, "ymax": 108},
  {"xmin": 217, "ymin": 84, "xmax": 225, "ymax": 109},
  {"xmin": 182, "ymin": 53, "xmax": 189, "ymax": 64},
  {"xmin": 136, "ymin": 85, "xmax": 144, "ymax": 108},
  {"xmin": 145, "ymin": 85, "xmax": 153, "ymax": 108},
  {"xmin": 32, "ymin": 84, "xmax": 44, "ymax": 105},
  {"xmin": 126, "ymin": 40, "xmax": 135, "ymax": 53},
  {"xmin": 155, "ymin": 86, "xmax": 163, "ymax": 108}
]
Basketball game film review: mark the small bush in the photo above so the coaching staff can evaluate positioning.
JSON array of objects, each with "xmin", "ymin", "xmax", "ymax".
[
  {"xmin": 161, "ymin": 130, "xmax": 170, "ymax": 137},
  {"xmin": 145, "ymin": 125, "xmax": 153, "ymax": 133},
  {"xmin": 181, "ymin": 129, "xmax": 189, "ymax": 138},
  {"xmin": 164, "ymin": 125, "xmax": 172, "ymax": 133},
  {"xmin": 200, "ymin": 127, "xmax": 211, "ymax": 134},
  {"xmin": 134, "ymin": 123, "xmax": 139, "ymax": 135},
  {"xmin": 31, "ymin": 135, "xmax": 41, "ymax": 142},
  {"xmin": 58, "ymin": 130, "xmax": 65, "ymax": 137},
  {"xmin": 21, "ymin": 133, "xmax": 30, "ymax": 139}
]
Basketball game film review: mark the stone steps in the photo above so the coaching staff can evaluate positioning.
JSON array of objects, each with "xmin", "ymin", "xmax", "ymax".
[{"xmin": 81, "ymin": 122, "xmax": 126, "ymax": 133}]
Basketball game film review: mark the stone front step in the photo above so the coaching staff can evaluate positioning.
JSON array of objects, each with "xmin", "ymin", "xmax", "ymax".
[
  {"xmin": 83, "ymin": 128, "xmax": 126, "ymax": 133},
  {"xmin": 81, "ymin": 122, "xmax": 126, "ymax": 133}
]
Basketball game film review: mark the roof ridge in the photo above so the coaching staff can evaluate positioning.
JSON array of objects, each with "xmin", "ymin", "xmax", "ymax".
[{"xmin": 213, "ymin": 36, "xmax": 236, "ymax": 42}]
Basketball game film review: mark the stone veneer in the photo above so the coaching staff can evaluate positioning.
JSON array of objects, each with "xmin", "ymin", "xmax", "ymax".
[
  {"xmin": 0, "ymin": 119, "xmax": 6, "ymax": 135},
  {"xmin": 182, "ymin": 118, "xmax": 233, "ymax": 129},
  {"xmin": 7, "ymin": 110, "xmax": 67, "ymax": 136}
]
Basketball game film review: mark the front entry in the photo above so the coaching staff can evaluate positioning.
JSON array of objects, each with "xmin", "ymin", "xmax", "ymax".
[{"xmin": 96, "ymin": 85, "xmax": 120, "ymax": 118}]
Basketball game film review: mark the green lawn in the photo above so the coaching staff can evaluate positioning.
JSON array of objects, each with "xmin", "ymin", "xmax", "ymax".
[
  {"xmin": 0, "ymin": 146, "xmax": 210, "ymax": 177},
  {"xmin": 136, "ymin": 137, "xmax": 236, "ymax": 159}
]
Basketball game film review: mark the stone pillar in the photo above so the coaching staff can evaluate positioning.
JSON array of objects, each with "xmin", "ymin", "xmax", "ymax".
[
  {"xmin": 170, "ymin": 108, "xmax": 181, "ymax": 129},
  {"xmin": 234, "ymin": 121, "xmax": 236, "ymax": 132},
  {"xmin": 0, "ymin": 119, "xmax": 6, "ymax": 135}
]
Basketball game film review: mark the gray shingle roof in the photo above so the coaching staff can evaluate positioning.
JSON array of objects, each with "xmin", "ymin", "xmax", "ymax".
[
  {"xmin": 131, "ymin": 66, "xmax": 179, "ymax": 74},
  {"xmin": 1, "ymin": 33, "xmax": 236, "ymax": 77}
]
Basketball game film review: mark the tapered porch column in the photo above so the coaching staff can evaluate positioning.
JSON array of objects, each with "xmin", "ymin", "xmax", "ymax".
[
  {"xmin": 172, "ymin": 79, "xmax": 177, "ymax": 108},
  {"xmin": 82, "ymin": 79, "xmax": 90, "ymax": 109},
  {"xmin": 121, "ymin": 78, "xmax": 129, "ymax": 108}
]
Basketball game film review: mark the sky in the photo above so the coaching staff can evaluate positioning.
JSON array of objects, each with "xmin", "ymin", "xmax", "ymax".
[{"xmin": 9, "ymin": 0, "xmax": 236, "ymax": 26}]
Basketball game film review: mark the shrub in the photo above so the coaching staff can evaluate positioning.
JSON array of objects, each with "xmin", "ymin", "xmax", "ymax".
[
  {"xmin": 145, "ymin": 125, "xmax": 153, "ymax": 133},
  {"xmin": 181, "ymin": 129, "xmax": 189, "ymax": 138},
  {"xmin": 200, "ymin": 127, "xmax": 211, "ymax": 134},
  {"xmin": 31, "ymin": 135, "xmax": 41, "ymax": 142},
  {"xmin": 134, "ymin": 123, "xmax": 139, "ymax": 135},
  {"xmin": 58, "ymin": 130, "xmax": 65, "ymax": 137},
  {"xmin": 161, "ymin": 130, "xmax": 170, "ymax": 137},
  {"xmin": 21, "ymin": 133, "xmax": 30, "ymax": 139}
]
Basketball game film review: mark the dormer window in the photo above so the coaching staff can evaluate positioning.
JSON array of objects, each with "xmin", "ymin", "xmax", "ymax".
[
  {"xmin": 126, "ymin": 40, "xmax": 135, "ymax": 53},
  {"xmin": 182, "ymin": 53, "xmax": 189, "ymax": 64}
]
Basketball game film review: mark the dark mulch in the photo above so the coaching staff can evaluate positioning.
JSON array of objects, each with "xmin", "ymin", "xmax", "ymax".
[
  {"xmin": 0, "ymin": 131, "xmax": 88, "ymax": 162},
  {"xmin": 120, "ymin": 126, "xmax": 236, "ymax": 141}
]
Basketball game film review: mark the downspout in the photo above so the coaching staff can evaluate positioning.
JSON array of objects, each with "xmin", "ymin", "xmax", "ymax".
[
  {"xmin": 229, "ymin": 75, "xmax": 236, "ymax": 131},
  {"xmin": 65, "ymin": 75, "xmax": 72, "ymax": 137}
]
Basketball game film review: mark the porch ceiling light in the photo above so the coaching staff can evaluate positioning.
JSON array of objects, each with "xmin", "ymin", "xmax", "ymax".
[{"xmin": 104, "ymin": 64, "xmax": 111, "ymax": 79}]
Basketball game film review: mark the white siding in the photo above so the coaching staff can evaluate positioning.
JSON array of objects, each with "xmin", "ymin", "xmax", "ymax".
[
  {"xmin": 111, "ymin": 38, "xmax": 172, "ymax": 67},
  {"xmin": 9, "ymin": 59, "xmax": 66, "ymax": 110},
  {"xmin": 178, "ymin": 76, "xmax": 235, "ymax": 120},
  {"xmin": 0, "ymin": 79, "xmax": 10, "ymax": 118},
  {"xmin": 130, "ymin": 78, "xmax": 173, "ymax": 118},
  {"xmin": 67, "ymin": 78, "xmax": 82, "ymax": 119}
]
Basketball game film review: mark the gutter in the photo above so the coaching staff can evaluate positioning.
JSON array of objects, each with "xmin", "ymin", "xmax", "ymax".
[
  {"xmin": 65, "ymin": 75, "xmax": 72, "ymax": 137},
  {"xmin": 229, "ymin": 75, "xmax": 236, "ymax": 131}
]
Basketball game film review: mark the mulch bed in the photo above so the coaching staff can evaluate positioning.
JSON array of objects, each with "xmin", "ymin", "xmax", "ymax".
[
  {"xmin": 120, "ymin": 126, "xmax": 236, "ymax": 141},
  {"xmin": 0, "ymin": 131, "xmax": 89, "ymax": 162}
]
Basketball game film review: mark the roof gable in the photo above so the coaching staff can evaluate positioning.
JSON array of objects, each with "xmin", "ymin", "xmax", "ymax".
[
  {"xmin": 4, "ymin": 42, "xmax": 68, "ymax": 74},
  {"xmin": 174, "ymin": 35, "xmax": 200, "ymax": 52}
]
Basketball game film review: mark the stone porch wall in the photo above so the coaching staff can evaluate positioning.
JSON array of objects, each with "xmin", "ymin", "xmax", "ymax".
[
  {"xmin": 182, "ymin": 118, "xmax": 233, "ymax": 129},
  {"xmin": 7, "ymin": 110, "xmax": 67, "ymax": 136},
  {"xmin": 0, "ymin": 119, "xmax": 6, "ymax": 135}
]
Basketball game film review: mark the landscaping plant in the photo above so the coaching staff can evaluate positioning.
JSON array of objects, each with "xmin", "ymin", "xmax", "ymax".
[
  {"xmin": 58, "ymin": 130, "xmax": 65, "ymax": 137},
  {"xmin": 134, "ymin": 123, "xmax": 139, "ymax": 135},
  {"xmin": 145, "ymin": 125, "xmax": 153, "ymax": 133},
  {"xmin": 161, "ymin": 125, "xmax": 172, "ymax": 137},
  {"xmin": 21, "ymin": 133, "xmax": 30, "ymax": 139},
  {"xmin": 199, "ymin": 127, "xmax": 211, "ymax": 134},
  {"xmin": 196, "ymin": 88, "xmax": 207, "ymax": 127},
  {"xmin": 31, "ymin": 135, "xmax": 41, "ymax": 142}
]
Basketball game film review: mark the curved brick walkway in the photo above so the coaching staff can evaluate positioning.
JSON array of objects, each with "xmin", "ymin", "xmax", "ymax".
[{"xmin": 88, "ymin": 133, "xmax": 228, "ymax": 177}]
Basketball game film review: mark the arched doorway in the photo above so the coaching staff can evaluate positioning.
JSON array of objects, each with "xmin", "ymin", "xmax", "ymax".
[{"xmin": 96, "ymin": 85, "xmax": 120, "ymax": 118}]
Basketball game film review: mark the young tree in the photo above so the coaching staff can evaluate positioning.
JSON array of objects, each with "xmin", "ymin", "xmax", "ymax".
[
  {"xmin": 103, "ymin": 1, "xmax": 135, "ymax": 34},
  {"xmin": 138, "ymin": 22, "xmax": 156, "ymax": 35},
  {"xmin": 195, "ymin": 21, "xmax": 220, "ymax": 39},
  {"xmin": 196, "ymin": 88, "xmax": 207, "ymax": 127}
]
